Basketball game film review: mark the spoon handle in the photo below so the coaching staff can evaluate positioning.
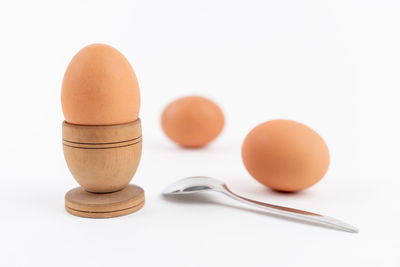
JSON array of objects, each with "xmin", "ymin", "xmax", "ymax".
[{"xmin": 221, "ymin": 185, "xmax": 358, "ymax": 233}]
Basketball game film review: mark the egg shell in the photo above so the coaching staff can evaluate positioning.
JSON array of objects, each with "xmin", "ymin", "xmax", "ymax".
[
  {"xmin": 161, "ymin": 96, "xmax": 224, "ymax": 148},
  {"xmin": 241, "ymin": 120, "xmax": 330, "ymax": 192},
  {"xmin": 61, "ymin": 44, "xmax": 140, "ymax": 125}
]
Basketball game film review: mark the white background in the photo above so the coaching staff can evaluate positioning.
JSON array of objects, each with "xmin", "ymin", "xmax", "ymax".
[{"xmin": 0, "ymin": 0, "xmax": 399, "ymax": 266}]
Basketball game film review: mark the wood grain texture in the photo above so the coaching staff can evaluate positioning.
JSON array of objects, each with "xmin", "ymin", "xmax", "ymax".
[
  {"xmin": 65, "ymin": 184, "xmax": 144, "ymax": 213},
  {"xmin": 65, "ymin": 184, "xmax": 145, "ymax": 218},
  {"xmin": 62, "ymin": 119, "xmax": 142, "ymax": 193},
  {"xmin": 65, "ymin": 203, "xmax": 144, "ymax": 218}
]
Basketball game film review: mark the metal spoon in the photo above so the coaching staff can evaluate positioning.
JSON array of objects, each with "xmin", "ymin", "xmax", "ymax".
[{"xmin": 163, "ymin": 176, "xmax": 358, "ymax": 233}]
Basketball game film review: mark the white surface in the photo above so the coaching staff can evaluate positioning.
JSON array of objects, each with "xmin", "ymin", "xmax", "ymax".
[{"xmin": 0, "ymin": 0, "xmax": 399, "ymax": 266}]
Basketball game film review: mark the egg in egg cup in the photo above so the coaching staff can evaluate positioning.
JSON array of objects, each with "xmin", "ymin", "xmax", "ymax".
[{"xmin": 61, "ymin": 44, "xmax": 144, "ymax": 218}]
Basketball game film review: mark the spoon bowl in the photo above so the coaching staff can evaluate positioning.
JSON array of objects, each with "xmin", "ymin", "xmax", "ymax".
[{"xmin": 163, "ymin": 176, "xmax": 225, "ymax": 195}]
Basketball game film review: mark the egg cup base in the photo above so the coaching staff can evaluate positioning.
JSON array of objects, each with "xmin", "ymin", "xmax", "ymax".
[{"xmin": 65, "ymin": 184, "xmax": 145, "ymax": 218}]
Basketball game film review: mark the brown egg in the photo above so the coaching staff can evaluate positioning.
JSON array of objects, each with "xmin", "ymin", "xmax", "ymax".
[
  {"xmin": 61, "ymin": 44, "xmax": 140, "ymax": 125},
  {"xmin": 241, "ymin": 120, "xmax": 330, "ymax": 192},
  {"xmin": 161, "ymin": 96, "xmax": 224, "ymax": 148}
]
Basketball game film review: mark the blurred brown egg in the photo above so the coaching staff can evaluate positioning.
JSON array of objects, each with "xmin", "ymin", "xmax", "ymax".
[
  {"xmin": 161, "ymin": 96, "xmax": 224, "ymax": 148},
  {"xmin": 61, "ymin": 44, "xmax": 140, "ymax": 125},
  {"xmin": 241, "ymin": 120, "xmax": 330, "ymax": 192}
]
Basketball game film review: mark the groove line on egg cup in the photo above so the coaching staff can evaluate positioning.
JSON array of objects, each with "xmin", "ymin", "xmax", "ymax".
[{"xmin": 65, "ymin": 200, "xmax": 145, "ymax": 218}]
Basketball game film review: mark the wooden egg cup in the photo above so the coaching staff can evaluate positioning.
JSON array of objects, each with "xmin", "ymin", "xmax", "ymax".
[{"xmin": 62, "ymin": 119, "xmax": 144, "ymax": 218}]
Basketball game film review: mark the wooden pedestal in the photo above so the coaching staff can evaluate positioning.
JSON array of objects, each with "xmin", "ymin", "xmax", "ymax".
[
  {"xmin": 65, "ymin": 185, "xmax": 145, "ymax": 218},
  {"xmin": 62, "ymin": 119, "xmax": 144, "ymax": 218}
]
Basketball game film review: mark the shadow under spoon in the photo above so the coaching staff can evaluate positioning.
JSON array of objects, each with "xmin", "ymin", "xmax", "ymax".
[{"xmin": 162, "ymin": 176, "xmax": 358, "ymax": 233}]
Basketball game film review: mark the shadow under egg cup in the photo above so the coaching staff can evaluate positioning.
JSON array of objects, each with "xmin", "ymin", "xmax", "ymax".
[{"xmin": 62, "ymin": 119, "xmax": 145, "ymax": 218}]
